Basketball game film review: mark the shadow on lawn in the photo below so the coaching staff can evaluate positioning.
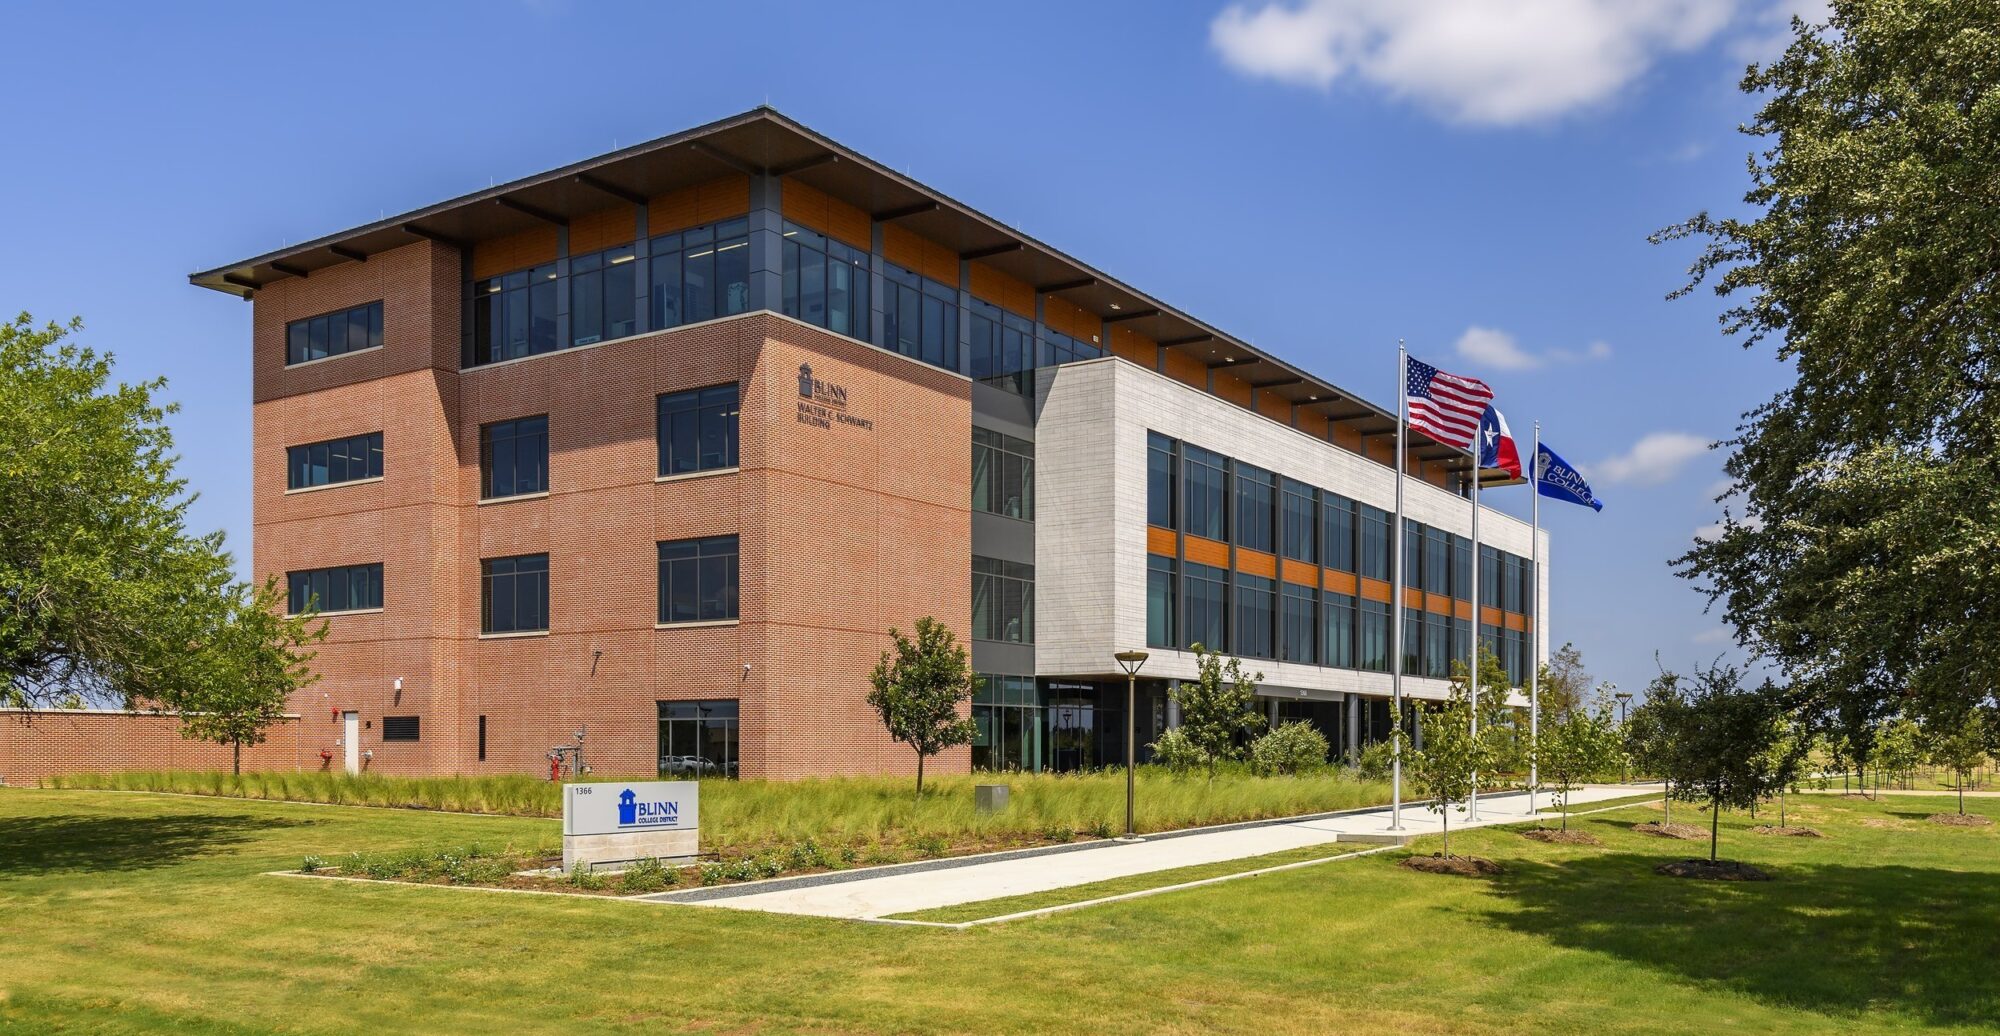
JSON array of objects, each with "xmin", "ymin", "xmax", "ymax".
[
  {"xmin": 0, "ymin": 812, "xmax": 291, "ymax": 875},
  {"xmin": 1487, "ymin": 852, "xmax": 2000, "ymax": 1027}
]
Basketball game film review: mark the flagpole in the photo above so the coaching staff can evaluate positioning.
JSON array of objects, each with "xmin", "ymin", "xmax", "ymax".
[
  {"xmin": 1390, "ymin": 341, "xmax": 1407, "ymax": 833},
  {"xmin": 1528, "ymin": 420, "xmax": 1542, "ymax": 814},
  {"xmin": 1467, "ymin": 447, "xmax": 1481, "ymax": 823}
]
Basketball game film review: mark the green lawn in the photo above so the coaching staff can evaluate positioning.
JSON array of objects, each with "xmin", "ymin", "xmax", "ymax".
[{"xmin": 2, "ymin": 788, "xmax": 1997, "ymax": 1034}]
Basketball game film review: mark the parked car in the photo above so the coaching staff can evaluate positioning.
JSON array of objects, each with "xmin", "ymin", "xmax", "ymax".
[{"xmin": 658, "ymin": 755, "xmax": 720, "ymax": 776}]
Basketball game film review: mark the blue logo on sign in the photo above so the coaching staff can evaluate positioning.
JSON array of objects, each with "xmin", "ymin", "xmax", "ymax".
[
  {"xmin": 617, "ymin": 789, "xmax": 637, "ymax": 825},
  {"xmin": 615, "ymin": 787, "xmax": 681, "ymax": 828}
]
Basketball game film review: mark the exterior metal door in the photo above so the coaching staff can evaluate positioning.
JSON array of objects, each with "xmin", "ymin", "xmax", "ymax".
[{"xmin": 342, "ymin": 712, "xmax": 360, "ymax": 774}]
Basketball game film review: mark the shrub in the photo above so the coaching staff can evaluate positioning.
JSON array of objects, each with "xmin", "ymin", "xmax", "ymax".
[
  {"xmin": 1357, "ymin": 740, "xmax": 1396, "ymax": 781},
  {"xmin": 907, "ymin": 834, "xmax": 950, "ymax": 858},
  {"xmin": 299, "ymin": 854, "xmax": 326, "ymax": 874},
  {"xmin": 566, "ymin": 862, "xmax": 605, "ymax": 890},
  {"xmin": 1250, "ymin": 721, "xmax": 1331, "ymax": 776},
  {"xmin": 1147, "ymin": 728, "xmax": 1207, "ymax": 774},
  {"xmin": 619, "ymin": 857, "xmax": 669, "ymax": 893}
]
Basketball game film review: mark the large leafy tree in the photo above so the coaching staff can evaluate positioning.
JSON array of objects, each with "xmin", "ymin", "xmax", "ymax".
[
  {"xmin": 866, "ymin": 616, "xmax": 977, "ymax": 796},
  {"xmin": 1172, "ymin": 644, "xmax": 1266, "ymax": 781},
  {"xmin": 1658, "ymin": 1, "xmax": 2000, "ymax": 745}
]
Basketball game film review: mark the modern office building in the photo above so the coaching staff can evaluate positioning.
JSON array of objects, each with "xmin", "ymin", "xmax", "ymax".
[{"xmin": 189, "ymin": 108, "xmax": 1547, "ymax": 780}]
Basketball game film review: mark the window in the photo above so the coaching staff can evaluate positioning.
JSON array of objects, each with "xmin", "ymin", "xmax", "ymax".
[
  {"xmin": 480, "ymin": 416, "xmax": 548, "ymax": 499},
  {"xmin": 658, "ymin": 700, "xmax": 739, "ymax": 778},
  {"xmin": 1234, "ymin": 573, "xmax": 1275, "ymax": 659},
  {"xmin": 469, "ymin": 264, "xmax": 558, "ymax": 366},
  {"xmin": 1452, "ymin": 535, "xmax": 1471, "ymax": 601},
  {"xmin": 1183, "ymin": 445, "xmax": 1228, "ymax": 541},
  {"xmin": 382, "ymin": 716, "xmax": 420, "ymax": 742},
  {"xmin": 1518, "ymin": 556, "xmax": 1536, "ymax": 617},
  {"xmin": 1147, "ymin": 556, "xmax": 1177, "ymax": 649},
  {"xmin": 881, "ymin": 262, "xmax": 959, "ymax": 371},
  {"xmin": 1404, "ymin": 519, "xmax": 1425, "ymax": 591},
  {"xmin": 1425, "ymin": 612, "xmax": 1452, "ymax": 678},
  {"xmin": 1280, "ymin": 581, "xmax": 1316, "ymax": 664},
  {"xmin": 1324, "ymin": 592, "xmax": 1357, "ymax": 669},
  {"xmin": 1358, "ymin": 599, "xmax": 1391, "ymax": 672},
  {"xmin": 481, "ymin": 554, "xmax": 548, "ymax": 634},
  {"xmin": 658, "ymin": 536, "xmax": 739, "ymax": 624},
  {"xmin": 970, "ymin": 300, "xmax": 1034, "ymax": 394},
  {"xmin": 287, "ymin": 432, "xmax": 382, "ymax": 490},
  {"xmin": 972, "ymin": 676, "xmax": 1042, "ymax": 772},
  {"xmin": 287, "ymin": 301, "xmax": 382, "ymax": 366},
  {"xmin": 477, "ymin": 715, "xmax": 487, "ymax": 761},
  {"xmin": 1358, "ymin": 504, "xmax": 1391, "ymax": 581},
  {"xmin": 1041, "ymin": 328, "xmax": 1101, "ymax": 367},
  {"xmin": 1481, "ymin": 623, "xmax": 1503, "ymax": 669},
  {"xmin": 972, "ymin": 556, "xmax": 1034, "ymax": 643},
  {"xmin": 972, "ymin": 428, "xmax": 1034, "ymax": 520},
  {"xmin": 1322, "ymin": 495, "xmax": 1356, "ymax": 573},
  {"xmin": 781, "ymin": 222, "xmax": 869, "ymax": 339},
  {"xmin": 569, "ymin": 243, "xmax": 638, "ymax": 346},
  {"xmin": 1452, "ymin": 617, "xmax": 1472, "ymax": 672},
  {"xmin": 657, "ymin": 384, "xmax": 740, "ymax": 476},
  {"xmin": 650, "ymin": 218, "xmax": 751, "ymax": 330},
  {"xmin": 1280, "ymin": 479, "xmax": 1316, "ymax": 564},
  {"xmin": 1404, "ymin": 608, "xmax": 1422, "ymax": 675},
  {"xmin": 1423, "ymin": 525, "xmax": 1450, "ymax": 596},
  {"xmin": 1235, "ymin": 464, "xmax": 1276, "ymax": 553},
  {"xmin": 1147, "ymin": 432, "xmax": 1177, "ymax": 529},
  {"xmin": 287, "ymin": 563, "xmax": 383, "ymax": 615},
  {"xmin": 1502, "ymin": 554, "xmax": 1524, "ymax": 612},
  {"xmin": 1480, "ymin": 545, "xmax": 1502, "ymax": 608},
  {"xmin": 1184, "ymin": 561, "xmax": 1228, "ymax": 652}
]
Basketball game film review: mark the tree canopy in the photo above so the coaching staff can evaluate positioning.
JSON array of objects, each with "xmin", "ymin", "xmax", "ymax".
[
  {"xmin": 1172, "ymin": 644, "xmax": 1265, "ymax": 781},
  {"xmin": 866, "ymin": 616, "xmax": 977, "ymax": 796},
  {"xmin": 1659, "ymin": 0, "xmax": 2000, "ymax": 743}
]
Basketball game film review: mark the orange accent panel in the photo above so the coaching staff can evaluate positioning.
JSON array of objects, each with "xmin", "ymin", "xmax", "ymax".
[
  {"xmin": 1281, "ymin": 558, "xmax": 1320, "ymax": 587},
  {"xmin": 881, "ymin": 224, "xmax": 957, "ymax": 284},
  {"xmin": 569, "ymin": 206, "xmax": 636, "ymax": 256},
  {"xmin": 1505, "ymin": 612, "xmax": 1529, "ymax": 632},
  {"xmin": 968, "ymin": 264, "xmax": 1034, "ymax": 317},
  {"xmin": 1257, "ymin": 392, "xmax": 1291, "ymax": 423},
  {"xmin": 1147, "ymin": 526, "xmax": 1178, "ymax": 557},
  {"xmin": 780, "ymin": 179, "xmax": 831, "ymax": 232},
  {"xmin": 1454, "ymin": 599, "xmax": 1474, "ymax": 620},
  {"xmin": 1236, "ymin": 548, "xmax": 1277, "ymax": 579},
  {"xmin": 470, "ymin": 225, "xmax": 559, "ymax": 281},
  {"xmin": 1164, "ymin": 350, "xmax": 1207, "ymax": 390},
  {"xmin": 1110, "ymin": 326, "xmax": 1156, "ymax": 366},
  {"xmin": 1323, "ymin": 569, "xmax": 1359, "ymax": 596},
  {"xmin": 1297, "ymin": 412, "xmax": 1329, "ymax": 441},
  {"xmin": 1213, "ymin": 372, "xmax": 1253, "ymax": 407},
  {"xmin": 1043, "ymin": 296, "xmax": 1099, "ymax": 342},
  {"xmin": 648, "ymin": 175, "xmax": 750, "ymax": 234},
  {"xmin": 1425, "ymin": 593, "xmax": 1456, "ymax": 617},
  {"xmin": 1331, "ymin": 423, "xmax": 1363, "ymax": 451},
  {"xmin": 1481, "ymin": 605, "xmax": 1504, "ymax": 627},
  {"xmin": 1405, "ymin": 587, "xmax": 1425, "ymax": 610},
  {"xmin": 1184, "ymin": 536, "xmax": 1229, "ymax": 568},
  {"xmin": 1358, "ymin": 577, "xmax": 1392, "ymax": 603}
]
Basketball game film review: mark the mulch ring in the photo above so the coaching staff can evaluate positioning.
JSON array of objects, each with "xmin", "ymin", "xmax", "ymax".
[
  {"xmin": 1751, "ymin": 825, "xmax": 1824, "ymax": 838},
  {"xmin": 1655, "ymin": 859, "xmax": 1772, "ymax": 882},
  {"xmin": 1928, "ymin": 813, "xmax": 1995, "ymax": 827},
  {"xmin": 1399, "ymin": 854, "xmax": 1503, "ymax": 877},
  {"xmin": 1522, "ymin": 828, "xmax": 1603, "ymax": 846},
  {"xmin": 1632, "ymin": 821, "xmax": 1705, "ymax": 840}
]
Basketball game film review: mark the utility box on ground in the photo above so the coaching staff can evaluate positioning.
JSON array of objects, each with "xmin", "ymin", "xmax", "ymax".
[{"xmin": 975, "ymin": 784, "xmax": 1010, "ymax": 814}]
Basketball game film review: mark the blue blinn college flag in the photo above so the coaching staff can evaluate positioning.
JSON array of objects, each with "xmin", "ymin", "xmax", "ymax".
[{"xmin": 1535, "ymin": 443, "xmax": 1604, "ymax": 512}]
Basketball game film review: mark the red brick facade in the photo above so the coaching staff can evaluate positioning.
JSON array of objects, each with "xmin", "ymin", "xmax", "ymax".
[
  {"xmin": 236, "ymin": 242, "xmax": 973, "ymax": 779},
  {"xmin": 1, "ymin": 711, "xmax": 307, "ymax": 784}
]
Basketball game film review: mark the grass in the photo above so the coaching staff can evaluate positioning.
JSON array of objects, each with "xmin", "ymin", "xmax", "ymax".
[
  {"xmin": 40, "ymin": 767, "xmax": 1394, "ymax": 861},
  {"xmin": 3, "ymin": 788, "xmax": 1998, "ymax": 1034}
]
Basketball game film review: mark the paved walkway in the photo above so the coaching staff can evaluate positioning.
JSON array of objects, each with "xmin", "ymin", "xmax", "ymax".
[{"xmin": 645, "ymin": 784, "xmax": 1650, "ymax": 921}]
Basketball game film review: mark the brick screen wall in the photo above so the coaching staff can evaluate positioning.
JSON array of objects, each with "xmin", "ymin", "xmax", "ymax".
[{"xmin": 1, "ymin": 711, "xmax": 307, "ymax": 785}]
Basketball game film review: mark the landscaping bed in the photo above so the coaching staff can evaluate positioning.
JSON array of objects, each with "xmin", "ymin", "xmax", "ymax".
[
  {"xmin": 1632, "ymin": 820, "xmax": 1706, "ymax": 840},
  {"xmin": 1655, "ymin": 858, "xmax": 1772, "ymax": 881},
  {"xmin": 1927, "ymin": 813, "xmax": 1994, "ymax": 827},
  {"xmin": 1522, "ymin": 828, "xmax": 1602, "ymax": 846},
  {"xmin": 1752, "ymin": 825, "xmax": 1823, "ymax": 837},
  {"xmin": 1399, "ymin": 854, "xmax": 1503, "ymax": 876}
]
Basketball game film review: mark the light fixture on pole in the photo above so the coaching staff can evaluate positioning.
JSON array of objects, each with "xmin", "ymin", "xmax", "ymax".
[
  {"xmin": 1114, "ymin": 649, "xmax": 1150, "ymax": 841},
  {"xmin": 1614, "ymin": 689, "xmax": 1633, "ymax": 783}
]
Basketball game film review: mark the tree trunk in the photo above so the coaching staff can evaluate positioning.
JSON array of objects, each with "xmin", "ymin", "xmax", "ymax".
[
  {"xmin": 1709, "ymin": 798, "xmax": 1720, "ymax": 863},
  {"xmin": 1779, "ymin": 787, "xmax": 1786, "ymax": 828},
  {"xmin": 1560, "ymin": 788, "xmax": 1569, "ymax": 833},
  {"xmin": 1959, "ymin": 779, "xmax": 1966, "ymax": 816},
  {"xmin": 1663, "ymin": 782, "xmax": 1671, "ymax": 824},
  {"xmin": 915, "ymin": 751, "xmax": 926, "ymax": 798},
  {"xmin": 1441, "ymin": 808, "xmax": 1450, "ymax": 858},
  {"xmin": 233, "ymin": 740, "xmax": 242, "ymax": 776}
]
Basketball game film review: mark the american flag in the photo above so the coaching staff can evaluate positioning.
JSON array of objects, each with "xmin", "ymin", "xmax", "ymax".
[{"xmin": 1405, "ymin": 356, "xmax": 1494, "ymax": 449}]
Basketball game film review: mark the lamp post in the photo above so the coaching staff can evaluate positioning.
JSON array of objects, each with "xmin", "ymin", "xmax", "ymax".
[
  {"xmin": 1114, "ymin": 649, "xmax": 1150, "ymax": 840},
  {"xmin": 1613, "ymin": 689, "xmax": 1633, "ymax": 783}
]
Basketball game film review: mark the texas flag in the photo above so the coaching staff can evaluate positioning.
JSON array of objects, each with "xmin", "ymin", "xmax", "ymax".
[{"xmin": 1477, "ymin": 405, "xmax": 1523, "ymax": 478}]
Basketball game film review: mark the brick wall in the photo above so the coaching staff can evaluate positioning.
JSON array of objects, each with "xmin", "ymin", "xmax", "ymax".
[{"xmin": 0, "ymin": 711, "xmax": 308, "ymax": 785}]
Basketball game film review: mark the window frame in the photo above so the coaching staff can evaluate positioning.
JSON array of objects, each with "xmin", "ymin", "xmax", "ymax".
[
  {"xmin": 286, "ymin": 432, "xmax": 383, "ymax": 491},
  {"xmin": 657, "ymin": 535, "xmax": 741, "ymax": 625},
  {"xmin": 480, "ymin": 553, "xmax": 550, "ymax": 635},
  {"xmin": 657, "ymin": 383, "xmax": 741, "ymax": 477},
  {"xmin": 479, "ymin": 415, "xmax": 549, "ymax": 500},
  {"xmin": 286, "ymin": 301, "xmax": 383, "ymax": 367},
  {"xmin": 285, "ymin": 563, "xmax": 384, "ymax": 616},
  {"xmin": 381, "ymin": 716, "xmax": 421, "ymax": 743}
]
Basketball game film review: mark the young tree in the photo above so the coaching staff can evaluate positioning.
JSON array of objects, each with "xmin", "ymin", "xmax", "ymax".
[
  {"xmin": 1172, "ymin": 644, "xmax": 1264, "ymax": 781},
  {"xmin": 1661, "ymin": 1, "xmax": 2000, "ymax": 737},
  {"xmin": 1409, "ymin": 686, "xmax": 1492, "ymax": 858},
  {"xmin": 1451, "ymin": 646, "xmax": 1523, "ymax": 776},
  {"xmin": 1537, "ymin": 642, "xmax": 1593, "ymax": 719},
  {"xmin": 1875, "ymin": 716, "xmax": 1924, "ymax": 792},
  {"xmin": 1538, "ymin": 694, "xmax": 1621, "ymax": 832},
  {"xmin": 0, "ymin": 314, "xmax": 246, "ymax": 710},
  {"xmin": 866, "ymin": 617, "xmax": 977, "ymax": 796},
  {"xmin": 1624, "ymin": 675, "xmax": 1688, "ymax": 824},
  {"xmin": 1654, "ymin": 664, "xmax": 1795, "ymax": 862},
  {"xmin": 1925, "ymin": 711, "xmax": 1989, "ymax": 815},
  {"xmin": 177, "ymin": 579, "xmax": 327, "ymax": 774}
]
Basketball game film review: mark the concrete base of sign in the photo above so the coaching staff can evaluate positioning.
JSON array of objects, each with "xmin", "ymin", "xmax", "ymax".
[{"xmin": 562, "ymin": 829, "xmax": 700, "ymax": 872}]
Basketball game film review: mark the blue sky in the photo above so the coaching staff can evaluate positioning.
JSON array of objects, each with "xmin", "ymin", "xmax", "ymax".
[{"xmin": 0, "ymin": 0, "xmax": 1817, "ymax": 699}]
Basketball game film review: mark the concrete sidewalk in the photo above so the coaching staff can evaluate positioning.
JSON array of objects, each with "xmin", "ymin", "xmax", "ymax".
[{"xmin": 644, "ymin": 784, "xmax": 1650, "ymax": 921}]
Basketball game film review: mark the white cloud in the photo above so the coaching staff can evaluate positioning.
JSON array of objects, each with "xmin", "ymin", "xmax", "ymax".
[
  {"xmin": 1693, "ymin": 627, "xmax": 1734, "ymax": 645},
  {"xmin": 1732, "ymin": 0, "xmax": 1829, "ymax": 60},
  {"xmin": 1586, "ymin": 431, "xmax": 1711, "ymax": 486},
  {"xmin": 1454, "ymin": 326, "xmax": 1612, "ymax": 371},
  {"xmin": 1210, "ymin": 0, "xmax": 1739, "ymax": 126}
]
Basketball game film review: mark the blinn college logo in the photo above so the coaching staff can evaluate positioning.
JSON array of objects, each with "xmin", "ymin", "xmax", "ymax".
[
  {"xmin": 797, "ymin": 363, "xmax": 847, "ymax": 408},
  {"xmin": 616, "ymin": 788, "xmax": 680, "ymax": 828}
]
